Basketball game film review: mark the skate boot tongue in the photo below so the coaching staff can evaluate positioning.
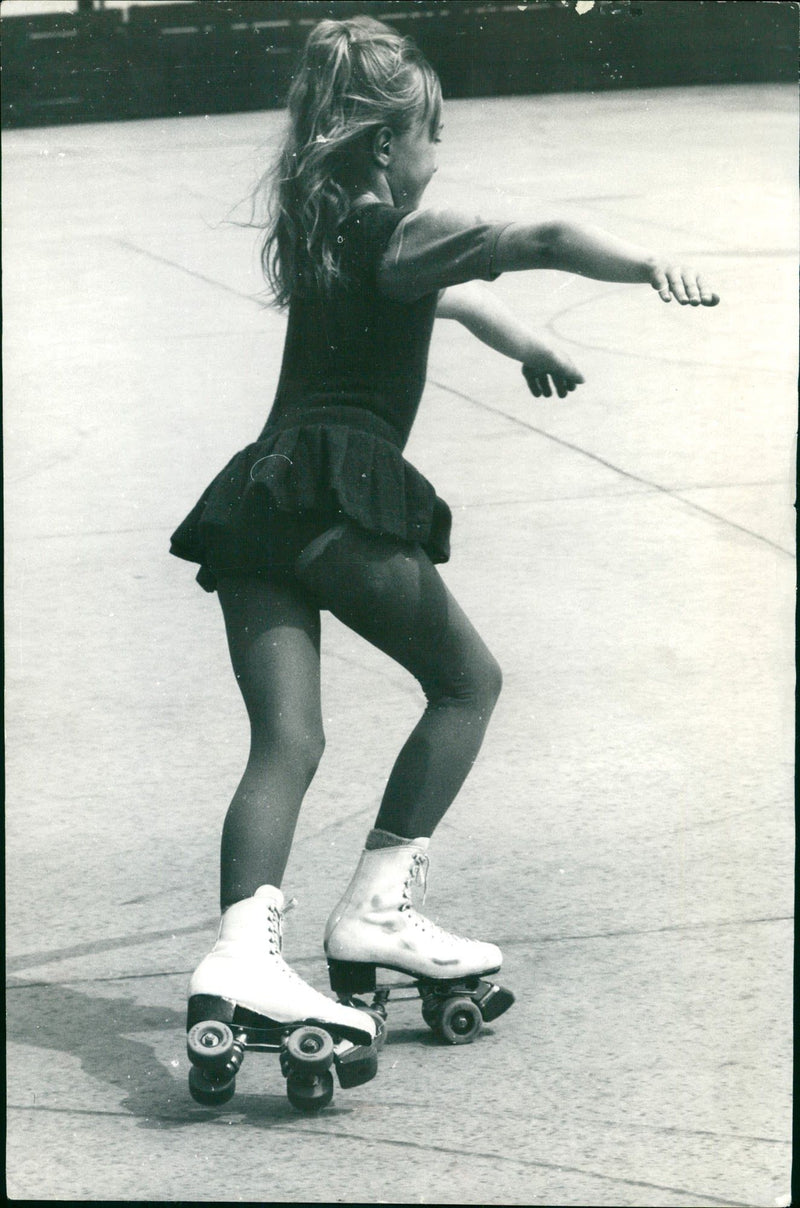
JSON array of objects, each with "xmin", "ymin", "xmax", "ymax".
[{"xmin": 407, "ymin": 851, "xmax": 430, "ymax": 906}]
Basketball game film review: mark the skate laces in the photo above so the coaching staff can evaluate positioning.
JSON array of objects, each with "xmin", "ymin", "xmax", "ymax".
[
  {"xmin": 265, "ymin": 897, "xmax": 304, "ymax": 983},
  {"xmin": 405, "ymin": 853, "xmax": 447, "ymax": 938},
  {"xmin": 265, "ymin": 906, "xmax": 282, "ymax": 954},
  {"xmin": 403, "ymin": 851, "xmax": 429, "ymax": 909},
  {"xmin": 404, "ymin": 852, "xmax": 475, "ymax": 946}
]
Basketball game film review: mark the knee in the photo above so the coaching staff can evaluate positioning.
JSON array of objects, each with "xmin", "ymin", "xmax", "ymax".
[
  {"xmin": 296, "ymin": 726, "xmax": 326, "ymax": 779},
  {"xmin": 475, "ymin": 652, "xmax": 503, "ymax": 716},
  {"xmin": 250, "ymin": 716, "xmax": 326, "ymax": 782},
  {"xmin": 429, "ymin": 650, "xmax": 503, "ymax": 717}
]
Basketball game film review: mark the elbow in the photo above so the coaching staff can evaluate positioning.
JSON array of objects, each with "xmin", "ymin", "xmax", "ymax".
[
  {"xmin": 537, "ymin": 221, "xmax": 570, "ymax": 265},
  {"xmin": 496, "ymin": 221, "xmax": 569, "ymax": 272},
  {"xmin": 436, "ymin": 280, "xmax": 487, "ymax": 321}
]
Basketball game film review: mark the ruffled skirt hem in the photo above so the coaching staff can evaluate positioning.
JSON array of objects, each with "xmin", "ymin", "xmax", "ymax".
[{"xmin": 169, "ymin": 407, "xmax": 452, "ymax": 592}]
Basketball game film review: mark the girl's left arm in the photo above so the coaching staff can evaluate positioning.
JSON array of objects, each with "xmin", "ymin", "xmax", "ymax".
[
  {"xmin": 493, "ymin": 221, "xmax": 720, "ymax": 305},
  {"xmin": 437, "ymin": 280, "xmax": 584, "ymax": 399}
]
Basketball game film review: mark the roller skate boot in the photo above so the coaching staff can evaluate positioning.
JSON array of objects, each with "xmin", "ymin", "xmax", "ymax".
[
  {"xmin": 186, "ymin": 885, "xmax": 380, "ymax": 1112},
  {"xmin": 325, "ymin": 836, "xmax": 514, "ymax": 1045}
]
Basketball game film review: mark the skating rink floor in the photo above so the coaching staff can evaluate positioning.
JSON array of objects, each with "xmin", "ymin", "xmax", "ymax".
[{"xmin": 4, "ymin": 81, "xmax": 796, "ymax": 1205}]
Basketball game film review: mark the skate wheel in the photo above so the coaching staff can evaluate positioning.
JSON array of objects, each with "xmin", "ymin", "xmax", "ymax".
[
  {"xmin": 286, "ymin": 1068, "xmax": 334, "ymax": 1112},
  {"xmin": 436, "ymin": 997, "xmax": 483, "ymax": 1045},
  {"xmin": 285, "ymin": 1026, "xmax": 335, "ymax": 1072},
  {"xmin": 187, "ymin": 1020, "xmax": 237, "ymax": 1075},
  {"xmin": 188, "ymin": 1064, "xmax": 236, "ymax": 1106}
]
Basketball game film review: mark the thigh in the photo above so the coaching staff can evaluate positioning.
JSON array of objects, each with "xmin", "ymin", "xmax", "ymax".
[
  {"xmin": 295, "ymin": 524, "xmax": 497, "ymax": 699},
  {"xmin": 217, "ymin": 574, "xmax": 323, "ymax": 737}
]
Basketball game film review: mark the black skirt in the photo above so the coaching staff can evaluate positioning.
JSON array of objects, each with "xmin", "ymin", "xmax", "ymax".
[{"xmin": 169, "ymin": 405, "xmax": 452, "ymax": 592}]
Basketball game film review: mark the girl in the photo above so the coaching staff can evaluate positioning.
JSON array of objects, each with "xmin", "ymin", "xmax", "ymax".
[{"xmin": 171, "ymin": 16, "xmax": 718, "ymax": 1071}]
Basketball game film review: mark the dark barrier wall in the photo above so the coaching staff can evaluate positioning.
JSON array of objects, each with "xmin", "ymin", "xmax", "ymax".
[{"xmin": 2, "ymin": 0, "xmax": 797, "ymax": 129}]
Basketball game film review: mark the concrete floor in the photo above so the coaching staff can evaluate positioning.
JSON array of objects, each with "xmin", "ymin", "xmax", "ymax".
[{"xmin": 4, "ymin": 81, "xmax": 796, "ymax": 1204}]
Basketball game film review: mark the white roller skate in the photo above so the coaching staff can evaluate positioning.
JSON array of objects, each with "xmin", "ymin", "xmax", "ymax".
[
  {"xmin": 324, "ymin": 837, "xmax": 515, "ymax": 1045},
  {"xmin": 186, "ymin": 885, "xmax": 380, "ymax": 1112}
]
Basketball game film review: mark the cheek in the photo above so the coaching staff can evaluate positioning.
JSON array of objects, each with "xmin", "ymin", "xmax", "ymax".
[{"xmin": 418, "ymin": 150, "xmax": 434, "ymax": 182}]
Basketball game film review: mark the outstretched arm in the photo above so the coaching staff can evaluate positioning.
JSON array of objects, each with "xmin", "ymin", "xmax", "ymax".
[
  {"xmin": 493, "ymin": 222, "xmax": 720, "ymax": 306},
  {"xmin": 436, "ymin": 280, "xmax": 584, "ymax": 399}
]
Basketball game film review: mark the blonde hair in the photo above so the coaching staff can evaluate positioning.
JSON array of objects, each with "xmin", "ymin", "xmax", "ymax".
[{"xmin": 260, "ymin": 16, "xmax": 441, "ymax": 307}]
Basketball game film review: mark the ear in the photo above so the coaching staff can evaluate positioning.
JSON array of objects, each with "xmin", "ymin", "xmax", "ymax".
[{"xmin": 371, "ymin": 125, "xmax": 394, "ymax": 168}]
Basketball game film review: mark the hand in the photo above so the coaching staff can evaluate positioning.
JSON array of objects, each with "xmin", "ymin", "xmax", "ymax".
[
  {"xmin": 649, "ymin": 263, "xmax": 719, "ymax": 306},
  {"xmin": 522, "ymin": 351, "xmax": 584, "ymax": 399}
]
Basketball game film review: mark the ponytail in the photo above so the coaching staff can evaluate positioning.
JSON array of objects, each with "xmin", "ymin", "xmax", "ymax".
[{"xmin": 259, "ymin": 16, "xmax": 441, "ymax": 307}]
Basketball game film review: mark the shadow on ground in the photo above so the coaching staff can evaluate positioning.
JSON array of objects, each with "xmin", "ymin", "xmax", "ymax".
[
  {"xmin": 6, "ymin": 978, "xmax": 450, "ymax": 1129},
  {"xmin": 6, "ymin": 979, "xmax": 290, "ymax": 1128}
]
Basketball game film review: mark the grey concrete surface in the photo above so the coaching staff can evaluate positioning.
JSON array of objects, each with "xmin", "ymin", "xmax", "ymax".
[{"xmin": 4, "ymin": 83, "xmax": 796, "ymax": 1204}]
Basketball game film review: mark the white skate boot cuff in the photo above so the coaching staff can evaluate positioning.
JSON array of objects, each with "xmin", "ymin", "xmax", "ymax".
[
  {"xmin": 254, "ymin": 885, "xmax": 284, "ymax": 908},
  {"xmin": 364, "ymin": 830, "xmax": 430, "ymax": 852}
]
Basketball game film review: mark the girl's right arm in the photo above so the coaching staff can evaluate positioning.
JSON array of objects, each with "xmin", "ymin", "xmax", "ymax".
[{"xmin": 493, "ymin": 222, "xmax": 720, "ymax": 306}]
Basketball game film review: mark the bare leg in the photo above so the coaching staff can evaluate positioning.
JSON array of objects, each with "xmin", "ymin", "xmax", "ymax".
[{"xmin": 216, "ymin": 574, "xmax": 324, "ymax": 910}]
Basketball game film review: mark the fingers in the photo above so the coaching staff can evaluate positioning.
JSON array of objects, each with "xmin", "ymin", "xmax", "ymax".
[
  {"xmin": 675, "ymin": 267, "xmax": 696, "ymax": 304},
  {"xmin": 696, "ymin": 274, "xmax": 720, "ymax": 306},
  {"xmin": 527, "ymin": 371, "xmax": 551, "ymax": 398},
  {"xmin": 553, "ymin": 372, "xmax": 583, "ymax": 399},
  {"xmin": 651, "ymin": 266, "xmax": 672, "ymax": 303},
  {"xmin": 522, "ymin": 364, "xmax": 584, "ymax": 399},
  {"xmin": 652, "ymin": 265, "xmax": 720, "ymax": 306}
]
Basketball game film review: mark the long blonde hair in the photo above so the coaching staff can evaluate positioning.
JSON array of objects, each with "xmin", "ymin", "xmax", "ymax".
[{"xmin": 260, "ymin": 16, "xmax": 441, "ymax": 307}]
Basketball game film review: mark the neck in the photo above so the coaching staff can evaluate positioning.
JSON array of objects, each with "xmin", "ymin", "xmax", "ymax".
[{"xmin": 350, "ymin": 166, "xmax": 393, "ymax": 207}]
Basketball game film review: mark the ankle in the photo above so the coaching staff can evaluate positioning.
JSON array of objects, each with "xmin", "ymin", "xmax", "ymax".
[{"xmin": 365, "ymin": 828, "xmax": 429, "ymax": 852}]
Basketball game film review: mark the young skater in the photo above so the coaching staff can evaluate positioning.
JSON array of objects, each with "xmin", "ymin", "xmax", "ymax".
[{"xmin": 171, "ymin": 16, "xmax": 719, "ymax": 1064}]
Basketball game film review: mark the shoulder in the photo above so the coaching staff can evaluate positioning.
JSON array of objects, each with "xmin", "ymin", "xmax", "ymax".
[
  {"xmin": 379, "ymin": 207, "xmax": 513, "ymax": 302},
  {"xmin": 342, "ymin": 202, "xmax": 411, "ymax": 245},
  {"xmin": 336, "ymin": 203, "xmax": 413, "ymax": 285},
  {"xmin": 392, "ymin": 207, "xmax": 505, "ymax": 241}
]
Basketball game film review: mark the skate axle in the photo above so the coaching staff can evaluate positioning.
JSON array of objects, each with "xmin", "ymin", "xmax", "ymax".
[
  {"xmin": 333, "ymin": 968, "xmax": 515, "ymax": 1046},
  {"xmin": 364, "ymin": 989, "xmax": 421, "ymax": 1006}
]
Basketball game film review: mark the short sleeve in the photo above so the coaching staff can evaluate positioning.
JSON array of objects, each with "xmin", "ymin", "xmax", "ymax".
[{"xmin": 377, "ymin": 208, "xmax": 513, "ymax": 302}]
